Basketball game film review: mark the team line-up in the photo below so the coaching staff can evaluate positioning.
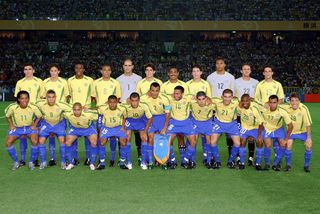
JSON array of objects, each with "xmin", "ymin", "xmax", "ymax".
[{"xmin": 4, "ymin": 58, "xmax": 312, "ymax": 172}]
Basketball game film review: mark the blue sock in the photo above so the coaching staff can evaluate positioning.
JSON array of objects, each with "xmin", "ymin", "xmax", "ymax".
[
  {"xmin": 30, "ymin": 146, "xmax": 38, "ymax": 163},
  {"xmin": 191, "ymin": 144, "xmax": 197, "ymax": 162},
  {"xmin": 206, "ymin": 144, "xmax": 212, "ymax": 164},
  {"xmin": 99, "ymin": 145, "xmax": 106, "ymax": 163},
  {"xmin": 185, "ymin": 139, "xmax": 190, "ymax": 147},
  {"xmin": 169, "ymin": 146, "xmax": 176, "ymax": 163},
  {"xmin": 109, "ymin": 137, "xmax": 117, "ymax": 161},
  {"xmin": 90, "ymin": 145, "xmax": 97, "ymax": 165},
  {"xmin": 72, "ymin": 139, "xmax": 79, "ymax": 160},
  {"xmin": 7, "ymin": 146, "xmax": 19, "ymax": 162},
  {"xmin": 147, "ymin": 145, "xmax": 153, "ymax": 164},
  {"xmin": 66, "ymin": 145, "xmax": 73, "ymax": 163},
  {"xmin": 273, "ymin": 139, "xmax": 279, "ymax": 157},
  {"xmin": 239, "ymin": 147, "xmax": 246, "ymax": 164},
  {"xmin": 184, "ymin": 145, "xmax": 195, "ymax": 163},
  {"xmin": 84, "ymin": 137, "xmax": 90, "ymax": 159},
  {"xmin": 255, "ymin": 147, "xmax": 263, "ymax": 165},
  {"xmin": 59, "ymin": 144, "xmax": 66, "ymax": 164},
  {"xmin": 179, "ymin": 145, "xmax": 186, "ymax": 163},
  {"xmin": 304, "ymin": 150, "xmax": 312, "ymax": 167},
  {"xmin": 211, "ymin": 145, "xmax": 220, "ymax": 163},
  {"xmin": 264, "ymin": 147, "xmax": 271, "ymax": 165},
  {"xmin": 120, "ymin": 145, "xmax": 126, "ymax": 165},
  {"xmin": 39, "ymin": 144, "xmax": 46, "ymax": 163},
  {"xmin": 48, "ymin": 136, "xmax": 55, "ymax": 160},
  {"xmin": 201, "ymin": 136, "xmax": 207, "ymax": 161},
  {"xmin": 19, "ymin": 137, "xmax": 27, "ymax": 161},
  {"xmin": 273, "ymin": 147, "xmax": 285, "ymax": 166},
  {"xmin": 285, "ymin": 149, "xmax": 292, "ymax": 166},
  {"xmin": 126, "ymin": 143, "xmax": 131, "ymax": 164},
  {"xmin": 141, "ymin": 142, "xmax": 148, "ymax": 164},
  {"xmin": 228, "ymin": 146, "xmax": 239, "ymax": 163}
]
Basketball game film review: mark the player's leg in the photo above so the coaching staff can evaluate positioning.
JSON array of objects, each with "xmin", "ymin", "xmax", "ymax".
[
  {"xmin": 210, "ymin": 133, "xmax": 221, "ymax": 169},
  {"xmin": 28, "ymin": 133, "xmax": 39, "ymax": 170},
  {"xmin": 109, "ymin": 137, "xmax": 117, "ymax": 166},
  {"xmin": 48, "ymin": 133, "xmax": 56, "ymax": 166},
  {"xmin": 6, "ymin": 135, "xmax": 20, "ymax": 170},
  {"xmin": 87, "ymin": 134, "xmax": 98, "ymax": 170},
  {"xmin": 263, "ymin": 138, "xmax": 272, "ymax": 170},
  {"xmin": 272, "ymin": 139, "xmax": 286, "ymax": 171},
  {"xmin": 96, "ymin": 138, "xmax": 108, "ymax": 170},
  {"xmin": 204, "ymin": 135, "xmax": 213, "ymax": 168},
  {"xmin": 283, "ymin": 139, "xmax": 293, "ymax": 171},
  {"xmin": 138, "ymin": 130, "xmax": 148, "ymax": 170},
  {"xmin": 147, "ymin": 132, "xmax": 155, "ymax": 169},
  {"xmin": 238, "ymin": 138, "xmax": 247, "ymax": 170},
  {"xmin": 119, "ymin": 137, "xmax": 128, "ymax": 169},
  {"xmin": 177, "ymin": 133, "xmax": 186, "ymax": 164},
  {"xmin": 227, "ymin": 135, "xmax": 240, "ymax": 168},
  {"xmin": 65, "ymin": 135, "xmax": 78, "ymax": 170},
  {"xmin": 184, "ymin": 134, "xmax": 197, "ymax": 169},
  {"xmin": 247, "ymin": 136, "xmax": 255, "ymax": 166},
  {"xmin": 72, "ymin": 138, "xmax": 79, "ymax": 166},
  {"xmin": 166, "ymin": 134, "xmax": 177, "ymax": 169},
  {"xmin": 38, "ymin": 136, "xmax": 48, "ymax": 169},
  {"xmin": 125, "ymin": 130, "xmax": 133, "ymax": 169},
  {"xmin": 84, "ymin": 136, "xmax": 91, "ymax": 165},
  {"xmin": 19, "ymin": 135, "xmax": 28, "ymax": 166},
  {"xmin": 134, "ymin": 131, "xmax": 142, "ymax": 162},
  {"xmin": 255, "ymin": 136, "xmax": 264, "ymax": 171},
  {"xmin": 57, "ymin": 136, "xmax": 67, "ymax": 169},
  {"xmin": 304, "ymin": 138, "xmax": 312, "ymax": 172}
]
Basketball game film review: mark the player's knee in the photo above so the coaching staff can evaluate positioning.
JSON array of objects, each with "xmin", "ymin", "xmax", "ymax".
[{"xmin": 305, "ymin": 142, "xmax": 312, "ymax": 150}]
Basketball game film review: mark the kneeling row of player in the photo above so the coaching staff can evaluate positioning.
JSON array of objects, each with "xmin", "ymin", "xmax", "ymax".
[{"xmin": 5, "ymin": 84, "xmax": 312, "ymax": 172}]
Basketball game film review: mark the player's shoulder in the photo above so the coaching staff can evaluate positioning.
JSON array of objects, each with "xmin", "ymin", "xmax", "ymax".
[
  {"xmin": 67, "ymin": 75, "xmax": 75, "ymax": 81},
  {"xmin": 251, "ymin": 78, "xmax": 259, "ymax": 84},
  {"xmin": 83, "ymin": 75, "xmax": 94, "ymax": 81},
  {"xmin": 35, "ymin": 99, "xmax": 46, "ymax": 106},
  {"xmin": 43, "ymin": 77, "xmax": 50, "ymax": 83},
  {"xmin": 28, "ymin": 102, "xmax": 41, "ymax": 111},
  {"xmin": 200, "ymin": 79, "xmax": 210, "ymax": 85},
  {"xmin": 5, "ymin": 103, "xmax": 18, "ymax": 112},
  {"xmin": 94, "ymin": 77, "xmax": 103, "ymax": 83},
  {"xmin": 186, "ymin": 79, "xmax": 193, "ymax": 85},
  {"xmin": 256, "ymin": 80, "xmax": 265, "ymax": 86},
  {"xmin": 155, "ymin": 77, "xmax": 163, "ymax": 84},
  {"xmin": 33, "ymin": 76, "xmax": 43, "ymax": 83},
  {"xmin": 110, "ymin": 77, "xmax": 120, "ymax": 84},
  {"xmin": 224, "ymin": 72, "xmax": 235, "ymax": 79},
  {"xmin": 58, "ymin": 77, "xmax": 68, "ymax": 83}
]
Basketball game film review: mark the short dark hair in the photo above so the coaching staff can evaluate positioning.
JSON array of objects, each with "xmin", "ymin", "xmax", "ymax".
[
  {"xmin": 17, "ymin": 90, "xmax": 29, "ymax": 104},
  {"xmin": 123, "ymin": 58, "xmax": 133, "ymax": 64},
  {"xmin": 108, "ymin": 95, "xmax": 118, "ymax": 101},
  {"xmin": 196, "ymin": 91, "xmax": 206, "ymax": 98},
  {"xmin": 241, "ymin": 93, "xmax": 250, "ymax": 100},
  {"xmin": 130, "ymin": 92, "xmax": 140, "ymax": 99},
  {"xmin": 264, "ymin": 66, "xmax": 273, "ymax": 71},
  {"xmin": 101, "ymin": 64, "xmax": 111, "ymax": 70},
  {"xmin": 241, "ymin": 63, "xmax": 250, "ymax": 69},
  {"xmin": 23, "ymin": 63, "xmax": 34, "ymax": 69},
  {"xmin": 269, "ymin": 95, "xmax": 279, "ymax": 101},
  {"xmin": 168, "ymin": 66, "xmax": 178, "ymax": 73},
  {"xmin": 215, "ymin": 57, "xmax": 225, "ymax": 63},
  {"xmin": 145, "ymin": 63, "xmax": 155, "ymax": 71},
  {"xmin": 73, "ymin": 102, "xmax": 82, "ymax": 108},
  {"xmin": 74, "ymin": 62, "xmax": 84, "ymax": 68},
  {"xmin": 174, "ymin": 86, "xmax": 184, "ymax": 93},
  {"xmin": 46, "ymin": 89, "xmax": 56, "ymax": 95},
  {"xmin": 222, "ymin": 89, "xmax": 233, "ymax": 96},
  {"xmin": 192, "ymin": 64, "xmax": 201, "ymax": 71},
  {"xmin": 289, "ymin": 92, "xmax": 300, "ymax": 100},
  {"xmin": 150, "ymin": 82, "xmax": 160, "ymax": 90},
  {"xmin": 49, "ymin": 64, "xmax": 60, "ymax": 71}
]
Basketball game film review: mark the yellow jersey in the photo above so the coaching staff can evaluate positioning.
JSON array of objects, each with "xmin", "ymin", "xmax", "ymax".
[
  {"xmin": 186, "ymin": 79, "xmax": 212, "ymax": 98},
  {"xmin": 168, "ymin": 96, "xmax": 192, "ymax": 121},
  {"xmin": 43, "ymin": 77, "xmax": 69, "ymax": 102},
  {"xmin": 190, "ymin": 102, "xmax": 214, "ymax": 121},
  {"xmin": 5, "ymin": 103, "xmax": 42, "ymax": 127},
  {"xmin": 136, "ymin": 77, "xmax": 163, "ymax": 96},
  {"xmin": 281, "ymin": 103, "xmax": 312, "ymax": 134},
  {"xmin": 36, "ymin": 100, "xmax": 71, "ymax": 125},
  {"xmin": 14, "ymin": 77, "xmax": 44, "ymax": 103},
  {"xmin": 254, "ymin": 80, "xmax": 284, "ymax": 104},
  {"xmin": 261, "ymin": 107, "xmax": 291, "ymax": 132},
  {"xmin": 98, "ymin": 105, "xmax": 125, "ymax": 128},
  {"xmin": 93, "ymin": 77, "xmax": 122, "ymax": 107},
  {"xmin": 212, "ymin": 98, "xmax": 239, "ymax": 122},
  {"xmin": 161, "ymin": 80, "xmax": 189, "ymax": 95},
  {"xmin": 237, "ymin": 104, "xmax": 263, "ymax": 130},
  {"xmin": 140, "ymin": 93, "xmax": 170, "ymax": 115},
  {"xmin": 64, "ymin": 111, "xmax": 98, "ymax": 128},
  {"xmin": 123, "ymin": 103, "xmax": 152, "ymax": 119},
  {"xmin": 68, "ymin": 75, "xmax": 94, "ymax": 107}
]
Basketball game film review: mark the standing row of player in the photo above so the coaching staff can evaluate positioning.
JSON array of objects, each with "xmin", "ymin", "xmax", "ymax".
[{"xmin": 5, "ymin": 57, "xmax": 312, "ymax": 172}]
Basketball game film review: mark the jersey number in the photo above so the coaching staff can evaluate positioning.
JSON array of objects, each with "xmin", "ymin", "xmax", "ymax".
[{"xmin": 218, "ymin": 83, "xmax": 224, "ymax": 90}]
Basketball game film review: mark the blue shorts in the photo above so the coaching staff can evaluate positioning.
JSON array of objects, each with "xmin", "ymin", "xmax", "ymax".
[
  {"xmin": 96, "ymin": 114, "xmax": 103, "ymax": 129},
  {"xmin": 148, "ymin": 114, "xmax": 165, "ymax": 133},
  {"xmin": 126, "ymin": 116, "xmax": 147, "ymax": 131},
  {"xmin": 212, "ymin": 118, "xmax": 240, "ymax": 136},
  {"xmin": 68, "ymin": 125, "xmax": 97, "ymax": 137},
  {"xmin": 239, "ymin": 127, "xmax": 259, "ymax": 139},
  {"xmin": 7, "ymin": 126, "xmax": 38, "ymax": 137},
  {"xmin": 289, "ymin": 132, "xmax": 310, "ymax": 142},
  {"xmin": 39, "ymin": 119, "xmax": 66, "ymax": 138},
  {"xmin": 192, "ymin": 118, "xmax": 213, "ymax": 136},
  {"xmin": 262, "ymin": 126, "xmax": 286, "ymax": 140},
  {"xmin": 100, "ymin": 125, "xmax": 126, "ymax": 139},
  {"xmin": 167, "ymin": 118, "xmax": 195, "ymax": 136}
]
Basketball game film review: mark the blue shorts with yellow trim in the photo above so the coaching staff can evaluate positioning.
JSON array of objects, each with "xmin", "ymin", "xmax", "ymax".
[
  {"xmin": 100, "ymin": 125, "xmax": 126, "ymax": 139},
  {"xmin": 68, "ymin": 125, "xmax": 97, "ymax": 137},
  {"xmin": 39, "ymin": 119, "xmax": 66, "ymax": 138},
  {"xmin": 192, "ymin": 118, "xmax": 213, "ymax": 136},
  {"xmin": 167, "ymin": 118, "xmax": 195, "ymax": 136},
  {"xmin": 126, "ymin": 116, "xmax": 147, "ymax": 131},
  {"xmin": 212, "ymin": 118, "xmax": 240, "ymax": 136},
  {"xmin": 239, "ymin": 127, "xmax": 259, "ymax": 139},
  {"xmin": 148, "ymin": 114, "xmax": 165, "ymax": 133},
  {"xmin": 7, "ymin": 126, "xmax": 38, "ymax": 137},
  {"xmin": 262, "ymin": 126, "xmax": 286, "ymax": 140}
]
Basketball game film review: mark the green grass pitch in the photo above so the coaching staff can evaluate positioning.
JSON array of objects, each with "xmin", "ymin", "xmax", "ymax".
[{"xmin": 0, "ymin": 102, "xmax": 319, "ymax": 214}]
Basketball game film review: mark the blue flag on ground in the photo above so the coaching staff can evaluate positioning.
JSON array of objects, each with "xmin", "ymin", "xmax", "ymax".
[{"xmin": 154, "ymin": 134, "xmax": 170, "ymax": 164}]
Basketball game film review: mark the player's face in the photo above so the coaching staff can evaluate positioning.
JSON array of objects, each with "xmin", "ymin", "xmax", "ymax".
[
  {"xmin": 222, "ymin": 93, "xmax": 233, "ymax": 105},
  {"xmin": 145, "ymin": 66, "xmax": 155, "ymax": 78},
  {"xmin": 73, "ymin": 105, "xmax": 82, "ymax": 117},
  {"xmin": 173, "ymin": 89, "xmax": 183, "ymax": 101},
  {"xmin": 123, "ymin": 60, "xmax": 133, "ymax": 73},
  {"xmin": 24, "ymin": 66, "xmax": 34, "ymax": 78},
  {"xmin": 150, "ymin": 86, "xmax": 160, "ymax": 99},
  {"xmin": 215, "ymin": 60, "xmax": 226, "ymax": 72},
  {"xmin": 241, "ymin": 65, "xmax": 251, "ymax": 77},
  {"xmin": 130, "ymin": 97, "xmax": 140, "ymax": 108},
  {"xmin": 168, "ymin": 68, "xmax": 179, "ymax": 81},
  {"xmin": 263, "ymin": 67, "xmax": 273, "ymax": 80},
  {"xmin": 46, "ymin": 93, "xmax": 56, "ymax": 106},
  {"xmin": 74, "ymin": 64, "xmax": 84, "ymax": 77},
  {"xmin": 18, "ymin": 94, "xmax": 29, "ymax": 108},
  {"xmin": 192, "ymin": 68, "xmax": 202, "ymax": 79},
  {"xmin": 101, "ymin": 66, "xmax": 111, "ymax": 78},
  {"xmin": 241, "ymin": 96, "xmax": 251, "ymax": 109},
  {"xmin": 290, "ymin": 97, "xmax": 300, "ymax": 110},
  {"xmin": 108, "ymin": 99, "xmax": 118, "ymax": 110},
  {"xmin": 196, "ymin": 96, "xmax": 206, "ymax": 107},
  {"xmin": 268, "ymin": 98, "xmax": 278, "ymax": 111},
  {"xmin": 50, "ymin": 66, "xmax": 60, "ymax": 78}
]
